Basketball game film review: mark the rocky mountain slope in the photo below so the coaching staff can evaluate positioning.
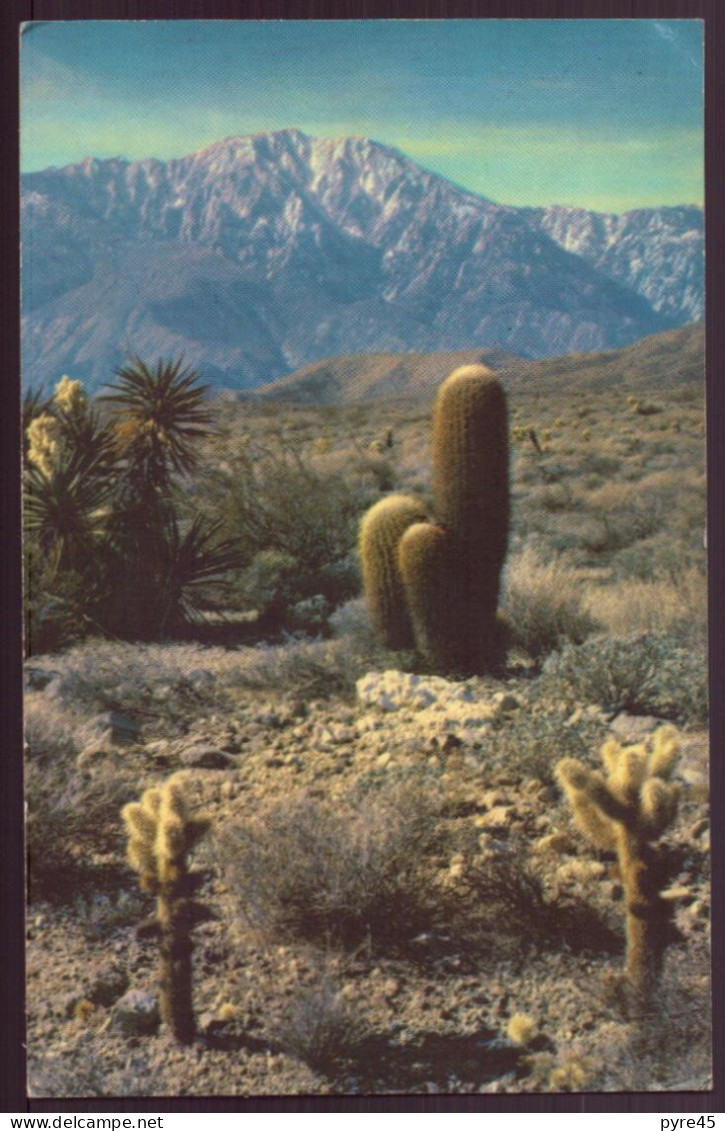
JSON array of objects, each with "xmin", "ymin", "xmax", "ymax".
[
  {"xmin": 21, "ymin": 129, "xmax": 703, "ymax": 393},
  {"xmin": 524, "ymin": 205, "xmax": 704, "ymax": 324}
]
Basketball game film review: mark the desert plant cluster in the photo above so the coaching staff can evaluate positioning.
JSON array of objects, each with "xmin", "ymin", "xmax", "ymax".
[{"xmin": 23, "ymin": 346, "xmax": 710, "ymax": 1097}]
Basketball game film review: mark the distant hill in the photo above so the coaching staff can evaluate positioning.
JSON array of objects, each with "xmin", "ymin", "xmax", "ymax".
[
  {"xmin": 21, "ymin": 128, "xmax": 702, "ymax": 393},
  {"xmin": 253, "ymin": 347, "xmax": 522, "ymax": 404},
  {"xmin": 251, "ymin": 324, "xmax": 704, "ymax": 406}
]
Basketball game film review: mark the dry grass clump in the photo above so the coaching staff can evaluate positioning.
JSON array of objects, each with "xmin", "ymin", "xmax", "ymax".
[
  {"xmin": 274, "ymin": 979, "xmax": 371, "ymax": 1076},
  {"xmin": 584, "ymin": 568, "xmax": 707, "ymax": 651},
  {"xmin": 501, "ymin": 547, "xmax": 600, "ymax": 660},
  {"xmin": 218, "ymin": 784, "xmax": 447, "ymax": 950},
  {"xmin": 26, "ymin": 749, "xmax": 136, "ymax": 903}
]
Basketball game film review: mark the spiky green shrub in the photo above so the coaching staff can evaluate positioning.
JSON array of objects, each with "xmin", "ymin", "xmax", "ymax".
[
  {"xmin": 23, "ymin": 360, "xmax": 240, "ymax": 650},
  {"xmin": 202, "ymin": 438, "xmax": 370, "ymax": 633}
]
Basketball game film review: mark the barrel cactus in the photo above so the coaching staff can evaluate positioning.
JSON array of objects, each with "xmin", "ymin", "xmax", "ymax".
[
  {"xmin": 359, "ymin": 363, "xmax": 509, "ymax": 674},
  {"xmin": 359, "ymin": 494, "xmax": 429, "ymax": 651}
]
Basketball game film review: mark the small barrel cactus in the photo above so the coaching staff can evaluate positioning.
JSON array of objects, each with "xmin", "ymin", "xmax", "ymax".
[
  {"xmin": 398, "ymin": 522, "xmax": 466, "ymax": 671},
  {"xmin": 359, "ymin": 494, "xmax": 429, "ymax": 651}
]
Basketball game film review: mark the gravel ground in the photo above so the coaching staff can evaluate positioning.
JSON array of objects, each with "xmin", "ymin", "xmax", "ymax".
[{"xmin": 25, "ymin": 670, "xmax": 712, "ymax": 1098}]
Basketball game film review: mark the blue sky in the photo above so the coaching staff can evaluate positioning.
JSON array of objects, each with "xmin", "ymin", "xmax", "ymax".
[{"xmin": 20, "ymin": 19, "xmax": 703, "ymax": 212}]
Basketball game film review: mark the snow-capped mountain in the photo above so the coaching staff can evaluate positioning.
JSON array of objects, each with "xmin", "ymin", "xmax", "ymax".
[
  {"xmin": 20, "ymin": 129, "xmax": 703, "ymax": 392},
  {"xmin": 524, "ymin": 204, "xmax": 703, "ymax": 323}
]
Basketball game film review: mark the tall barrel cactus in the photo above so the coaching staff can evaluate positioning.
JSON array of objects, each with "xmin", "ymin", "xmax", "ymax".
[
  {"xmin": 556, "ymin": 726, "xmax": 680, "ymax": 1001},
  {"xmin": 122, "ymin": 774, "xmax": 210, "ymax": 1044},
  {"xmin": 359, "ymin": 363, "xmax": 509, "ymax": 674}
]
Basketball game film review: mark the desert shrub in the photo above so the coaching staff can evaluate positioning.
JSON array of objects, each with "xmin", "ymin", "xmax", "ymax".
[
  {"xmin": 218, "ymin": 785, "xmax": 447, "ymax": 949},
  {"xmin": 539, "ymin": 633, "xmax": 708, "ymax": 726},
  {"xmin": 501, "ymin": 547, "xmax": 600, "ymax": 661},
  {"xmin": 33, "ymin": 639, "xmax": 236, "ymax": 719},
  {"xmin": 274, "ymin": 981, "xmax": 370, "ymax": 1076},
  {"xmin": 25, "ymin": 704, "xmax": 136, "ymax": 903},
  {"xmin": 613, "ymin": 535, "xmax": 706, "ymax": 584},
  {"xmin": 475, "ymin": 704, "xmax": 609, "ymax": 784},
  {"xmin": 585, "ymin": 567, "xmax": 707, "ymax": 651},
  {"xmin": 204, "ymin": 440, "xmax": 372, "ymax": 628},
  {"xmin": 454, "ymin": 839, "xmax": 617, "ymax": 957}
]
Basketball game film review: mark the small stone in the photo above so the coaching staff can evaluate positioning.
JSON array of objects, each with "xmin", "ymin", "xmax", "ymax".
[
  {"xmin": 531, "ymin": 832, "xmax": 574, "ymax": 855},
  {"xmin": 87, "ymin": 963, "xmax": 129, "ymax": 1007},
  {"xmin": 609, "ymin": 714, "xmax": 663, "ymax": 740},
  {"xmin": 25, "ymin": 667, "xmax": 61, "ymax": 691},
  {"xmin": 179, "ymin": 744, "xmax": 234, "ymax": 769},
  {"xmin": 382, "ymin": 979, "xmax": 401, "ymax": 999},
  {"xmin": 477, "ymin": 805, "xmax": 516, "ymax": 830},
  {"xmin": 86, "ymin": 711, "xmax": 142, "ymax": 746},
  {"xmin": 492, "ymin": 693, "xmax": 521, "ymax": 714},
  {"xmin": 111, "ymin": 990, "xmax": 160, "ymax": 1036}
]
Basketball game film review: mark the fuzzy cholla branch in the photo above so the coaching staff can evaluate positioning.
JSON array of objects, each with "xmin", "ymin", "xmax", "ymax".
[
  {"xmin": 122, "ymin": 773, "xmax": 211, "ymax": 1044},
  {"xmin": 556, "ymin": 726, "xmax": 681, "ymax": 1000}
]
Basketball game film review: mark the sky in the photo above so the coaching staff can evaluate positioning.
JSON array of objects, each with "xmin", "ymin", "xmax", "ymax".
[{"xmin": 20, "ymin": 19, "xmax": 704, "ymax": 213}]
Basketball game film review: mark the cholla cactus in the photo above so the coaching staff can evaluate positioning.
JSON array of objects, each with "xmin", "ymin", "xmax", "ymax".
[
  {"xmin": 556, "ymin": 726, "xmax": 680, "ymax": 999},
  {"xmin": 122, "ymin": 774, "xmax": 210, "ymax": 1044}
]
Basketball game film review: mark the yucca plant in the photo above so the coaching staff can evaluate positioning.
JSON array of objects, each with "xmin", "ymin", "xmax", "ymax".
[
  {"xmin": 24, "ymin": 359, "xmax": 241, "ymax": 649},
  {"xmin": 98, "ymin": 357, "xmax": 239, "ymax": 640},
  {"xmin": 102, "ymin": 357, "xmax": 213, "ymax": 492}
]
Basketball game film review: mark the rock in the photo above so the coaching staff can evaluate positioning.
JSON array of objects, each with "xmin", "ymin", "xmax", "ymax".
[
  {"xmin": 476, "ymin": 806, "xmax": 516, "ymax": 831},
  {"xmin": 86, "ymin": 711, "xmax": 142, "ymax": 746},
  {"xmin": 609, "ymin": 714, "xmax": 663, "ymax": 740},
  {"xmin": 186, "ymin": 669, "xmax": 216, "ymax": 691},
  {"xmin": 111, "ymin": 990, "xmax": 160, "ymax": 1036},
  {"xmin": 25, "ymin": 667, "xmax": 60, "ymax": 691},
  {"xmin": 531, "ymin": 832, "xmax": 574, "ymax": 855},
  {"xmin": 678, "ymin": 763, "xmax": 709, "ymax": 797},
  {"xmin": 492, "ymin": 693, "xmax": 521, "ymax": 714},
  {"xmin": 179, "ymin": 744, "xmax": 234, "ymax": 769},
  {"xmin": 87, "ymin": 963, "xmax": 130, "ymax": 1007}
]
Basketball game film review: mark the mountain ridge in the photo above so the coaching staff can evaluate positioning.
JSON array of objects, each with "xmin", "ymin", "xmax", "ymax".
[{"xmin": 21, "ymin": 128, "xmax": 703, "ymax": 393}]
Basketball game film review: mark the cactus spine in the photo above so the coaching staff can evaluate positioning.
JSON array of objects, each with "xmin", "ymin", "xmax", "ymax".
[
  {"xmin": 556, "ymin": 726, "xmax": 680, "ymax": 1000},
  {"xmin": 122, "ymin": 774, "xmax": 210, "ymax": 1044},
  {"xmin": 359, "ymin": 494, "xmax": 429, "ymax": 650}
]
